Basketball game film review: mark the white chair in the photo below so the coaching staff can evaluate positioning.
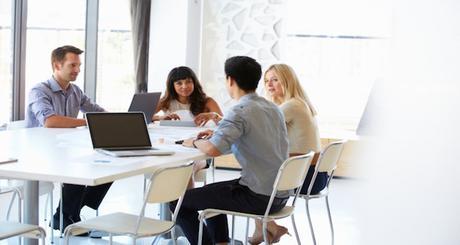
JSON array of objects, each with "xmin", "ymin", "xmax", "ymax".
[
  {"xmin": 3, "ymin": 120, "xmax": 56, "ymax": 242},
  {"xmin": 1, "ymin": 188, "xmax": 46, "ymax": 244},
  {"xmin": 1, "ymin": 185, "xmax": 22, "ymax": 221},
  {"xmin": 6, "ymin": 120, "xmax": 98, "ymax": 240},
  {"xmin": 191, "ymin": 157, "xmax": 215, "ymax": 185},
  {"xmin": 6, "ymin": 120, "xmax": 27, "ymax": 130},
  {"xmin": 143, "ymin": 157, "xmax": 214, "ymax": 193},
  {"xmin": 5, "ymin": 181, "xmax": 54, "ymax": 222},
  {"xmin": 198, "ymin": 152, "xmax": 315, "ymax": 245},
  {"xmin": 300, "ymin": 140, "xmax": 346, "ymax": 245},
  {"xmin": 0, "ymin": 221, "xmax": 46, "ymax": 244},
  {"xmin": 63, "ymin": 162, "xmax": 194, "ymax": 245}
]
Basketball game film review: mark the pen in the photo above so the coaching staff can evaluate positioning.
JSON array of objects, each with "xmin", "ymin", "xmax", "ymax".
[{"xmin": 0, "ymin": 158, "xmax": 18, "ymax": 164}]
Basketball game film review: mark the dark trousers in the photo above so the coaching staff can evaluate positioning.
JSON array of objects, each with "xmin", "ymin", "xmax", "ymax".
[
  {"xmin": 300, "ymin": 165, "xmax": 328, "ymax": 195},
  {"xmin": 56, "ymin": 182, "xmax": 112, "ymax": 218},
  {"xmin": 170, "ymin": 179, "xmax": 287, "ymax": 245}
]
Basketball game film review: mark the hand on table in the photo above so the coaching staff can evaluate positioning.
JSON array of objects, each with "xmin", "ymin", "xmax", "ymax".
[
  {"xmin": 160, "ymin": 113, "xmax": 180, "ymax": 120},
  {"xmin": 182, "ymin": 129, "xmax": 214, "ymax": 148},
  {"xmin": 194, "ymin": 112, "xmax": 220, "ymax": 126}
]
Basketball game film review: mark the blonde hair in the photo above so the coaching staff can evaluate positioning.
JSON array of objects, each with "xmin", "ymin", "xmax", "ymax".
[{"xmin": 264, "ymin": 64, "xmax": 317, "ymax": 116}]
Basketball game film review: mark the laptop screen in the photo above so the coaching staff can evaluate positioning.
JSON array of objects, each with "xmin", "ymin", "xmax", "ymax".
[
  {"xmin": 86, "ymin": 112, "xmax": 152, "ymax": 149},
  {"xmin": 128, "ymin": 92, "xmax": 161, "ymax": 123}
]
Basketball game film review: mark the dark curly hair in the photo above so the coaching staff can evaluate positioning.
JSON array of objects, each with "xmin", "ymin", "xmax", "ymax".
[{"xmin": 158, "ymin": 66, "xmax": 209, "ymax": 116}]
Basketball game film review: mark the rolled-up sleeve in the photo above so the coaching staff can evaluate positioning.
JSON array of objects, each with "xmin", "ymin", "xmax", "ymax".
[
  {"xmin": 209, "ymin": 108, "xmax": 245, "ymax": 154},
  {"xmin": 28, "ymin": 88, "xmax": 56, "ymax": 126}
]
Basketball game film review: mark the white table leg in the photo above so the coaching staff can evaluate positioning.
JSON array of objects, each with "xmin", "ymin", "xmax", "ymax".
[{"xmin": 24, "ymin": 180, "xmax": 39, "ymax": 245}]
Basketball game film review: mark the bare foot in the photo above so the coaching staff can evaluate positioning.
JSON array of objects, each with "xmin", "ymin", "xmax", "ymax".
[
  {"xmin": 248, "ymin": 232, "xmax": 273, "ymax": 245},
  {"xmin": 269, "ymin": 225, "xmax": 291, "ymax": 243},
  {"xmin": 249, "ymin": 221, "xmax": 290, "ymax": 244}
]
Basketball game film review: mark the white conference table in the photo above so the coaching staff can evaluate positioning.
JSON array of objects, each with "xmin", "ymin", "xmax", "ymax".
[{"xmin": 0, "ymin": 125, "xmax": 208, "ymax": 245}]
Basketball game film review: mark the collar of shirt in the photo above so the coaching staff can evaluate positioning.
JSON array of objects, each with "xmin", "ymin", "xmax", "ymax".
[
  {"xmin": 48, "ymin": 77, "xmax": 75, "ymax": 95},
  {"xmin": 238, "ymin": 92, "xmax": 258, "ymax": 103}
]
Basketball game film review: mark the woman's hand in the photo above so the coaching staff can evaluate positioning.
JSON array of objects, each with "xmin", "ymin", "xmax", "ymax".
[
  {"xmin": 194, "ymin": 112, "xmax": 220, "ymax": 126},
  {"xmin": 161, "ymin": 113, "xmax": 180, "ymax": 120}
]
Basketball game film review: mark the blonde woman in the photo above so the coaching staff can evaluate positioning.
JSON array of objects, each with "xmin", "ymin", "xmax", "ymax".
[{"xmin": 249, "ymin": 64, "xmax": 328, "ymax": 244}]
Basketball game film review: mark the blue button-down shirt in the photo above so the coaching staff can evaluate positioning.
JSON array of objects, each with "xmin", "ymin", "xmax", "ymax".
[
  {"xmin": 209, "ymin": 93, "xmax": 289, "ymax": 197},
  {"xmin": 26, "ymin": 77, "xmax": 104, "ymax": 127}
]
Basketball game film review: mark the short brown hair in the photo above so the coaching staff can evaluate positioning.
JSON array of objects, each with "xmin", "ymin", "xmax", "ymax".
[{"xmin": 51, "ymin": 45, "xmax": 83, "ymax": 69}]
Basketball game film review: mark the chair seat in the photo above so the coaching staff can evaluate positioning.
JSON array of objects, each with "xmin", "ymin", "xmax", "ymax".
[
  {"xmin": 201, "ymin": 206, "xmax": 295, "ymax": 221},
  {"xmin": 67, "ymin": 212, "xmax": 175, "ymax": 237},
  {"xmin": 0, "ymin": 221, "xmax": 43, "ymax": 240},
  {"xmin": 300, "ymin": 188, "xmax": 329, "ymax": 200}
]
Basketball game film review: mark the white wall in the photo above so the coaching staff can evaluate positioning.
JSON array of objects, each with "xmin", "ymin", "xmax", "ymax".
[
  {"xmin": 199, "ymin": 0, "xmax": 284, "ymax": 109},
  {"xmin": 185, "ymin": 0, "xmax": 202, "ymax": 75},
  {"xmin": 354, "ymin": 0, "xmax": 460, "ymax": 244},
  {"xmin": 148, "ymin": 0, "xmax": 202, "ymax": 93}
]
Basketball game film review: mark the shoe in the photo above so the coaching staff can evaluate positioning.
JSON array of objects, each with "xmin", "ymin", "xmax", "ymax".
[
  {"xmin": 50, "ymin": 213, "xmax": 89, "ymax": 236},
  {"xmin": 89, "ymin": 230, "xmax": 108, "ymax": 239},
  {"xmin": 50, "ymin": 214, "xmax": 74, "ymax": 231},
  {"xmin": 75, "ymin": 231, "xmax": 90, "ymax": 237}
]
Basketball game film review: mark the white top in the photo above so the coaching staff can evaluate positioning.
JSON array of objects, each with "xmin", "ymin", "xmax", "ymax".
[
  {"xmin": 165, "ymin": 100, "xmax": 190, "ymax": 113},
  {"xmin": 163, "ymin": 100, "xmax": 194, "ymax": 121},
  {"xmin": 280, "ymin": 98, "xmax": 321, "ymax": 154}
]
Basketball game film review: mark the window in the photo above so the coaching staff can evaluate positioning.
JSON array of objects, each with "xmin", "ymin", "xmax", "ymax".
[
  {"xmin": 283, "ymin": 0, "xmax": 391, "ymax": 130},
  {"xmin": 96, "ymin": 0, "xmax": 134, "ymax": 111},
  {"xmin": 25, "ymin": 0, "xmax": 86, "ymax": 102},
  {"xmin": 0, "ymin": 0, "xmax": 13, "ymax": 125}
]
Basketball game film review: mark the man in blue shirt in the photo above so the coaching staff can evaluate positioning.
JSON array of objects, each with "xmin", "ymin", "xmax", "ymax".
[
  {"xmin": 174, "ymin": 56, "xmax": 289, "ymax": 245},
  {"xmin": 26, "ymin": 45, "xmax": 111, "ymax": 233}
]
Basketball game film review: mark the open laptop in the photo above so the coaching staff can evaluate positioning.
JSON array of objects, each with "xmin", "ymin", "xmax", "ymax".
[
  {"xmin": 86, "ymin": 112, "xmax": 174, "ymax": 157},
  {"xmin": 128, "ymin": 92, "xmax": 161, "ymax": 123}
]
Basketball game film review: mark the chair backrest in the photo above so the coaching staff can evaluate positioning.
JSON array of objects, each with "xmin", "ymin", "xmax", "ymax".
[
  {"xmin": 263, "ymin": 152, "xmax": 314, "ymax": 217},
  {"xmin": 6, "ymin": 120, "xmax": 26, "ymax": 130},
  {"xmin": 134, "ymin": 163, "xmax": 193, "ymax": 235},
  {"xmin": 145, "ymin": 162, "xmax": 194, "ymax": 204},
  {"xmin": 275, "ymin": 152, "xmax": 315, "ymax": 192},
  {"xmin": 316, "ymin": 140, "xmax": 347, "ymax": 174}
]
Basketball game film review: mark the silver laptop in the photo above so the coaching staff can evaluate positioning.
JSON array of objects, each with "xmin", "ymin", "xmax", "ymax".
[
  {"xmin": 86, "ymin": 112, "xmax": 174, "ymax": 157},
  {"xmin": 128, "ymin": 92, "xmax": 161, "ymax": 124}
]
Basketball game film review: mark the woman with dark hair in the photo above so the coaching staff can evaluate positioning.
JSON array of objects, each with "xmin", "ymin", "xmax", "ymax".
[
  {"xmin": 153, "ymin": 66, "xmax": 223, "ymax": 189},
  {"xmin": 153, "ymin": 66, "xmax": 223, "ymax": 125}
]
